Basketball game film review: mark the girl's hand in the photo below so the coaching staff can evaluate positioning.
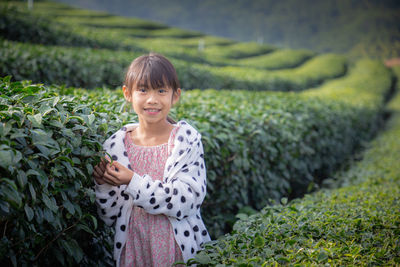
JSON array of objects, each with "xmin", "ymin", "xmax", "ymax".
[
  {"xmin": 93, "ymin": 158, "xmax": 108, "ymax": 185},
  {"xmin": 102, "ymin": 159, "xmax": 134, "ymax": 186}
]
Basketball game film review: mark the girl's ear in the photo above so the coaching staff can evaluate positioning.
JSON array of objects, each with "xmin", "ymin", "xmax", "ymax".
[
  {"xmin": 172, "ymin": 88, "xmax": 181, "ymax": 105},
  {"xmin": 122, "ymin": 85, "xmax": 131, "ymax": 102}
]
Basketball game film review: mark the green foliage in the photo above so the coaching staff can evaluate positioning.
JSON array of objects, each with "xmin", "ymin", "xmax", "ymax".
[
  {"xmin": 189, "ymin": 70, "xmax": 400, "ymax": 267},
  {"xmin": 0, "ymin": 77, "xmax": 132, "ymax": 266},
  {"xmin": 0, "ymin": 5, "xmax": 130, "ymax": 50},
  {"xmin": 1, "ymin": 1, "xmax": 349, "ymax": 91},
  {"xmin": 0, "ymin": 58, "xmax": 392, "ymax": 253},
  {"xmin": 0, "ymin": 40, "xmax": 133, "ymax": 89},
  {"xmin": 59, "ymin": 0, "xmax": 400, "ymax": 59},
  {"xmin": 0, "ymin": 1, "xmax": 398, "ymax": 265},
  {"xmin": 203, "ymin": 42, "xmax": 275, "ymax": 60},
  {"xmin": 174, "ymin": 59, "xmax": 392, "ymax": 236},
  {"xmin": 199, "ymin": 54, "xmax": 347, "ymax": 91},
  {"xmin": 0, "ymin": 38, "xmax": 347, "ymax": 91},
  {"xmin": 233, "ymin": 49, "xmax": 315, "ymax": 70}
]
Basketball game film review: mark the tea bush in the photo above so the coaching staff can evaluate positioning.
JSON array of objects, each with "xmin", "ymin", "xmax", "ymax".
[
  {"xmin": 233, "ymin": 49, "xmax": 315, "ymax": 70},
  {"xmin": 0, "ymin": 39, "xmax": 220, "ymax": 90},
  {"xmin": 197, "ymin": 53, "xmax": 347, "ymax": 91},
  {"xmin": 0, "ymin": 5, "xmax": 129, "ymax": 50},
  {"xmin": 1, "ymin": 2, "xmax": 347, "ymax": 91},
  {"xmin": 55, "ymin": 59, "xmax": 393, "ymax": 237},
  {"xmin": 174, "ymin": 59, "xmax": 392, "ymax": 235},
  {"xmin": 0, "ymin": 59, "xmax": 393, "ymax": 265},
  {"xmin": 0, "ymin": 77, "xmax": 135, "ymax": 265},
  {"xmin": 190, "ymin": 78, "xmax": 400, "ymax": 266},
  {"xmin": 203, "ymin": 42, "xmax": 275, "ymax": 60},
  {"xmin": 0, "ymin": 40, "xmax": 132, "ymax": 89},
  {"xmin": 0, "ymin": 39, "xmax": 346, "ymax": 91}
]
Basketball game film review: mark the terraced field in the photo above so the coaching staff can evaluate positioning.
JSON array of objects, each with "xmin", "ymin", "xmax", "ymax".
[{"xmin": 0, "ymin": 1, "xmax": 398, "ymax": 266}]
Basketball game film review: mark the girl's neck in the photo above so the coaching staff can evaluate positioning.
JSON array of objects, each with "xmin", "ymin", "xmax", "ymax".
[{"xmin": 132, "ymin": 119, "xmax": 174, "ymax": 146}]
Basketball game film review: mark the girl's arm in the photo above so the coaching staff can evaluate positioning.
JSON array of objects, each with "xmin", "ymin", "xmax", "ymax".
[
  {"xmin": 126, "ymin": 139, "xmax": 207, "ymax": 220},
  {"xmin": 94, "ymin": 181, "xmax": 126, "ymax": 226},
  {"xmin": 94, "ymin": 158, "xmax": 125, "ymax": 226}
]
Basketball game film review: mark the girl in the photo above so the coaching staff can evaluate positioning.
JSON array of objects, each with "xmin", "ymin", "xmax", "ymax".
[{"xmin": 93, "ymin": 53, "xmax": 211, "ymax": 267}]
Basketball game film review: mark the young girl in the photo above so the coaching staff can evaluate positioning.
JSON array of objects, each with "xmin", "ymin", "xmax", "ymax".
[{"xmin": 92, "ymin": 53, "xmax": 211, "ymax": 267}]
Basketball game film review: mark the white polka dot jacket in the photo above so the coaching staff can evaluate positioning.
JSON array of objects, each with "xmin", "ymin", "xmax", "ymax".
[{"xmin": 94, "ymin": 120, "xmax": 211, "ymax": 266}]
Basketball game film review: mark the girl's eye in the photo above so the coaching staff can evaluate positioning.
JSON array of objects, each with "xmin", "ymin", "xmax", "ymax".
[
  {"xmin": 138, "ymin": 88, "xmax": 147, "ymax": 93},
  {"xmin": 158, "ymin": 89, "xmax": 167, "ymax": 94}
]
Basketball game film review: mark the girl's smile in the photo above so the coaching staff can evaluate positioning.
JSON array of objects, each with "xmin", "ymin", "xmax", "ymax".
[
  {"xmin": 144, "ymin": 108, "xmax": 161, "ymax": 115},
  {"xmin": 123, "ymin": 85, "xmax": 181, "ymax": 126}
]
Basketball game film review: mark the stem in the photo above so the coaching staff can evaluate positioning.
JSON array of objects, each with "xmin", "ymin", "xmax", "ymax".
[
  {"xmin": 2, "ymin": 219, "xmax": 8, "ymax": 237},
  {"xmin": 34, "ymin": 221, "xmax": 79, "ymax": 261}
]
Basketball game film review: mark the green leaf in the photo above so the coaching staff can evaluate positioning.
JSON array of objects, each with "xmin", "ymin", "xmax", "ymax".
[
  {"xmin": 0, "ymin": 122, "xmax": 12, "ymax": 137},
  {"xmin": 88, "ymin": 214, "xmax": 98, "ymax": 230},
  {"xmin": 1, "ymin": 183, "xmax": 22, "ymax": 208},
  {"xmin": 61, "ymin": 239, "xmax": 83, "ymax": 263},
  {"xmin": 52, "ymin": 96, "xmax": 60, "ymax": 107},
  {"xmin": 63, "ymin": 200, "xmax": 75, "ymax": 215},
  {"xmin": 24, "ymin": 204, "xmax": 34, "ymax": 221},
  {"xmin": 67, "ymin": 115, "xmax": 85, "ymax": 124},
  {"xmin": 254, "ymin": 235, "xmax": 265, "ymax": 248},
  {"xmin": 0, "ymin": 200, "xmax": 10, "ymax": 214},
  {"xmin": 194, "ymin": 251, "xmax": 212, "ymax": 264},
  {"xmin": 27, "ymin": 113, "xmax": 42, "ymax": 127},
  {"xmin": 88, "ymin": 113, "xmax": 95, "ymax": 125},
  {"xmin": 317, "ymin": 252, "xmax": 328, "ymax": 262},
  {"xmin": 76, "ymin": 223, "xmax": 95, "ymax": 235},
  {"xmin": 43, "ymin": 207, "xmax": 55, "ymax": 223},
  {"xmin": 0, "ymin": 149, "xmax": 13, "ymax": 168},
  {"xmin": 29, "ymin": 183, "xmax": 36, "ymax": 202},
  {"xmin": 42, "ymin": 194, "xmax": 58, "ymax": 213}
]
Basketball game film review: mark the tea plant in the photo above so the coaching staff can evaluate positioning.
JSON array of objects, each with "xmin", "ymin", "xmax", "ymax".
[
  {"xmin": 189, "ymin": 69, "xmax": 400, "ymax": 266},
  {"xmin": 0, "ymin": 77, "xmax": 132, "ymax": 266}
]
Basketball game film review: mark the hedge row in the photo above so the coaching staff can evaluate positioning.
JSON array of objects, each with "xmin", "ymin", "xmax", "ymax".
[
  {"xmin": 202, "ymin": 42, "xmax": 276, "ymax": 60},
  {"xmin": 0, "ymin": 40, "xmax": 132, "ymax": 89},
  {"xmin": 173, "ymin": 59, "xmax": 392, "ymax": 236},
  {"xmin": 191, "ymin": 71, "xmax": 400, "ymax": 266},
  {"xmin": 0, "ymin": 38, "xmax": 346, "ymax": 92},
  {"xmin": 3, "ymin": 1, "xmax": 318, "ymax": 71},
  {"xmin": 233, "ymin": 49, "xmax": 315, "ymax": 70},
  {"xmin": 0, "ymin": 39, "xmax": 222, "ymax": 90},
  {"xmin": 0, "ymin": 77, "xmax": 123, "ymax": 266},
  {"xmin": 56, "ymin": 59, "xmax": 392, "ymax": 238},
  {"xmin": 0, "ymin": 5, "xmax": 132, "ymax": 51},
  {"xmin": 0, "ymin": 60, "xmax": 393, "ymax": 265},
  {"xmin": 198, "ymin": 53, "xmax": 347, "ymax": 91}
]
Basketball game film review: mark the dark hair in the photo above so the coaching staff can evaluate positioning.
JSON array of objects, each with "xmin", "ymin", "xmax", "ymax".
[
  {"xmin": 124, "ymin": 52, "xmax": 180, "ymax": 93},
  {"xmin": 124, "ymin": 53, "xmax": 180, "ymax": 123}
]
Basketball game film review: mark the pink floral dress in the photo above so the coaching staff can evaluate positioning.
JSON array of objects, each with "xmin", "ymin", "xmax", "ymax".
[{"xmin": 120, "ymin": 126, "xmax": 184, "ymax": 267}]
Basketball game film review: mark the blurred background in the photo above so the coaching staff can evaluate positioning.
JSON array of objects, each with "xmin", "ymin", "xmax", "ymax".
[{"xmin": 55, "ymin": 0, "xmax": 400, "ymax": 60}]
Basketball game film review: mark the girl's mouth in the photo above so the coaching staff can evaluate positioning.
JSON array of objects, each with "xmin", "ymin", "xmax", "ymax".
[{"xmin": 144, "ymin": 108, "xmax": 161, "ymax": 115}]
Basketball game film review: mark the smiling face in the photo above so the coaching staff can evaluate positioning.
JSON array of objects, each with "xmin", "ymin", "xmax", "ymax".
[
  {"xmin": 123, "ymin": 53, "xmax": 182, "ymax": 126},
  {"xmin": 123, "ymin": 84, "xmax": 180, "ymax": 125}
]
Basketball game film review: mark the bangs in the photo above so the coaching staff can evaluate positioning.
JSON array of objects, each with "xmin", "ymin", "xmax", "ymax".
[
  {"xmin": 125, "ymin": 53, "xmax": 180, "ymax": 92},
  {"xmin": 134, "ymin": 67, "xmax": 169, "ymax": 90}
]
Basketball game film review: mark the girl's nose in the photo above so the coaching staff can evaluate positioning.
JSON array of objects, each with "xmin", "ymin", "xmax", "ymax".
[{"xmin": 146, "ymin": 91, "xmax": 158, "ymax": 104}]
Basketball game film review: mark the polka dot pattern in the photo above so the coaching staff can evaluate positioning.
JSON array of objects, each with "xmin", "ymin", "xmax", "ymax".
[{"xmin": 94, "ymin": 120, "xmax": 211, "ymax": 266}]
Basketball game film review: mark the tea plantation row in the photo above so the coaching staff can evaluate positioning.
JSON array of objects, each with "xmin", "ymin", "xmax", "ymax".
[
  {"xmin": 190, "ymin": 67, "xmax": 400, "ymax": 266},
  {"xmin": 1, "ymin": 3, "xmax": 347, "ymax": 91},
  {"xmin": 0, "ymin": 39, "xmax": 346, "ymax": 91},
  {"xmin": 0, "ymin": 58, "xmax": 395, "ymax": 265}
]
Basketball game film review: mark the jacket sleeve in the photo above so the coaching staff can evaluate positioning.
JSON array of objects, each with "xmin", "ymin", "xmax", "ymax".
[
  {"xmin": 125, "ymin": 139, "xmax": 207, "ymax": 220},
  {"xmin": 94, "ymin": 181, "xmax": 128, "ymax": 226},
  {"xmin": 94, "ymin": 133, "xmax": 128, "ymax": 227}
]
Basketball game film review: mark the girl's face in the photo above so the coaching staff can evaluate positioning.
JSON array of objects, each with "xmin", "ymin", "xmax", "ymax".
[{"xmin": 123, "ymin": 84, "xmax": 181, "ymax": 125}]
